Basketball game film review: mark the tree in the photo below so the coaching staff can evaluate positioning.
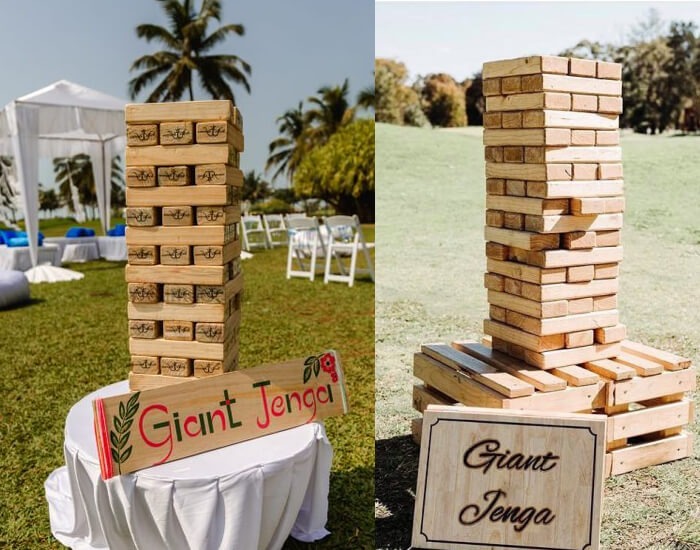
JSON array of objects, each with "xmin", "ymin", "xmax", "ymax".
[
  {"xmin": 53, "ymin": 154, "xmax": 96, "ymax": 218},
  {"xmin": 294, "ymin": 119, "xmax": 374, "ymax": 222},
  {"xmin": 357, "ymin": 85, "xmax": 375, "ymax": 111},
  {"xmin": 375, "ymin": 58, "xmax": 429, "ymax": 127},
  {"xmin": 420, "ymin": 73, "xmax": 467, "ymax": 127},
  {"xmin": 305, "ymin": 79, "xmax": 355, "ymax": 147},
  {"xmin": 464, "ymin": 74, "xmax": 484, "ymax": 126},
  {"xmin": 39, "ymin": 186, "xmax": 61, "ymax": 217},
  {"xmin": 265, "ymin": 102, "xmax": 308, "ymax": 182},
  {"xmin": 111, "ymin": 156, "xmax": 126, "ymax": 214},
  {"xmin": 129, "ymin": 0, "xmax": 251, "ymax": 102},
  {"xmin": 0, "ymin": 156, "xmax": 18, "ymax": 224},
  {"xmin": 241, "ymin": 170, "xmax": 272, "ymax": 204}
]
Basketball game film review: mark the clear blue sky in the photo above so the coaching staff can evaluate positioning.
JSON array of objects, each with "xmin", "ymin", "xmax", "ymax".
[
  {"xmin": 1, "ymin": 0, "xmax": 374, "ymax": 189},
  {"xmin": 376, "ymin": 2, "xmax": 700, "ymax": 80}
]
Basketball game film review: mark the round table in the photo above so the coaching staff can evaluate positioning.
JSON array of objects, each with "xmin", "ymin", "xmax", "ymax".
[{"xmin": 45, "ymin": 381, "xmax": 333, "ymax": 550}]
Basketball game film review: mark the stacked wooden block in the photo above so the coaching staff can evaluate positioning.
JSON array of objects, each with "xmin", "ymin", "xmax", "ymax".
[
  {"xmin": 124, "ymin": 100, "xmax": 244, "ymax": 391},
  {"xmin": 481, "ymin": 55, "xmax": 626, "ymax": 369},
  {"xmin": 411, "ymin": 56, "xmax": 696, "ymax": 476}
]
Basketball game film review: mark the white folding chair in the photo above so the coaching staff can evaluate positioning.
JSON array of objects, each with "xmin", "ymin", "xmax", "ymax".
[
  {"xmin": 241, "ymin": 215, "xmax": 269, "ymax": 251},
  {"xmin": 322, "ymin": 215, "xmax": 375, "ymax": 287},
  {"xmin": 285, "ymin": 216, "xmax": 326, "ymax": 281},
  {"xmin": 262, "ymin": 214, "xmax": 288, "ymax": 248}
]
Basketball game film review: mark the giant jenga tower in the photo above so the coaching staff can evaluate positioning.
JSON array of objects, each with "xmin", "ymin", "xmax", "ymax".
[
  {"xmin": 481, "ymin": 55, "xmax": 625, "ymax": 370},
  {"xmin": 124, "ymin": 101, "xmax": 244, "ymax": 391}
]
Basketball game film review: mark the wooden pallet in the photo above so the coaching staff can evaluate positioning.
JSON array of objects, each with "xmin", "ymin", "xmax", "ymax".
[{"xmin": 412, "ymin": 338, "xmax": 695, "ymax": 476}]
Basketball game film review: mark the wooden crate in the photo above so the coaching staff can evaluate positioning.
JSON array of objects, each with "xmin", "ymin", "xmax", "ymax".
[{"xmin": 411, "ymin": 339, "xmax": 695, "ymax": 476}]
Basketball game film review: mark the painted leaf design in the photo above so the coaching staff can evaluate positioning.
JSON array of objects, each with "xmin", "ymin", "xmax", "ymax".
[
  {"xmin": 110, "ymin": 431, "xmax": 119, "ymax": 448},
  {"xmin": 313, "ymin": 359, "xmax": 320, "ymax": 378},
  {"xmin": 121, "ymin": 419, "xmax": 133, "ymax": 433},
  {"xmin": 114, "ymin": 416, "xmax": 123, "ymax": 432},
  {"xmin": 111, "ymin": 448, "xmax": 120, "ymax": 463},
  {"xmin": 120, "ymin": 446, "xmax": 133, "ymax": 463},
  {"xmin": 303, "ymin": 365, "xmax": 312, "ymax": 384},
  {"xmin": 304, "ymin": 356, "xmax": 316, "ymax": 366},
  {"xmin": 119, "ymin": 401, "xmax": 125, "ymax": 418},
  {"xmin": 118, "ymin": 432, "xmax": 129, "ymax": 449}
]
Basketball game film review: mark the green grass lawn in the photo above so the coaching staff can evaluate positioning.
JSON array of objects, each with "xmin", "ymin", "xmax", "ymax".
[
  {"xmin": 375, "ymin": 123, "xmax": 700, "ymax": 550},
  {"xmin": 0, "ymin": 216, "xmax": 125, "ymax": 237},
  {"xmin": 0, "ymin": 231, "xmax": 374, "ymax": 549}
]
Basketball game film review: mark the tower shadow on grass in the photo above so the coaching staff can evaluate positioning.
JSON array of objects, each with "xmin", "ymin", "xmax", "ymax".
[{"xmin": 375, "ymin": 435, "xmax": 421, "ymax": 550}]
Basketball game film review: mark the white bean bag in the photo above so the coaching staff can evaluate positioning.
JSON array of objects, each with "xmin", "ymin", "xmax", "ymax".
[{"xmin": 0, "ymin": 270, "xmax": 30, "ymax": 309}]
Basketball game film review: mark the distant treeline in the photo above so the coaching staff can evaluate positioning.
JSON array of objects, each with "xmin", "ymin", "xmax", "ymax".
[{"xmin": 376, "ymin": 11, "xmax": 700, "ymax": 134}]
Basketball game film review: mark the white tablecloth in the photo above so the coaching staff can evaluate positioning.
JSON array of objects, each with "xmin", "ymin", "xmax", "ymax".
[
  {"xmin": 96, "ymin": 236, "xmax": 127, "ymax": 261},
  {"xmin": 45, "ymin": 381, "xmax": 333, "ymax": 550},
  {"xmin": 0, "ymin": 243, "xmax": 61, "ymax": 271},
  {"xmin": 44, "ymin": 237, "xmax": 101, "ymax": 263}
]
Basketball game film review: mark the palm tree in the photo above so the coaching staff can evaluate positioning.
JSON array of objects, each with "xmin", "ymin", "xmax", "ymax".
[
  {"xmin": 0, "ymin": 156, "xmax": 18, "ymax": 224},
  {"xmin": 305, "ymin": 79, "xmax": 355, "ymax": 146},
  {"xmin": 357, "ymin": 85, "xmax": 375, "ymax": 110},
  {"xmin": 53, "ymin": 154, "xmax": 96, "ymax": 218},
  {"xmin": 265, "ymin": 102, "xmax": 308, "ymax": 182},
  {"xmin": 129, "ymin": 0, "xmax": 251, "ymax": 103},
  {"xmin": 242, "ymin": 170, "xmax": 272, "ymax": 204}
]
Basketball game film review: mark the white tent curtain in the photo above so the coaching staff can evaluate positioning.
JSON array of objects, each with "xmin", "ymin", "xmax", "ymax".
[{"xmin": 0, "ymin": 80, "xmax": 126, "ymax": 267}]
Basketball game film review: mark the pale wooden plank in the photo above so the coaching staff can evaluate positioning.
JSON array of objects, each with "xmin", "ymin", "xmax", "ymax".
[
  {"xmin": 607, "ymin": 432, "xmax": 693, "ymax": 476},
  {"xmin": 551, "ymin": 365, "xmax": 600, "ymax": 386},
  {"xmin": 621, "ymin": 340, "xmax": 692, "ymax": 371},
  {"xmin": 613, "ymin": 368, "xmax": 696, "ymax": 405}
]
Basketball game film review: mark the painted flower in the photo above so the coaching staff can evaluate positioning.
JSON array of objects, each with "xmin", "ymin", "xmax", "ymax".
[{"xmin": 320, "ymin": 353, "xmax": 336, "ymax": 373}]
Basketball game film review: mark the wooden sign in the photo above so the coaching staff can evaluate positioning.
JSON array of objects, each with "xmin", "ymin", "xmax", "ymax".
[
  {"xmin": 93, "ymin": 351, "xmax": 347, "ymax": 479},
  {"xmin": 412, "ymin": 405, "xmax": 606, "ymax": 550}
]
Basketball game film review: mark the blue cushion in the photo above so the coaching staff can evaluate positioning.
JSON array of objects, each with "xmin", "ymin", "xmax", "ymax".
[
  {"xmin": 83, "ymin": 228, "xmax": 95, "ymax": 237},
  {"xmin": 0, "ymin": 230, "xmax": 17, "ymax": 245},
  {"xmin": 108, "ymin": 224, "xmax": 126, "ymax": 237},
  {"xmin": 66, "ymin": 227, "xmax": 83, "ymax": 238},
  {"xmin": 7, "ymin": 237, "xmax": 29, "ymax": 247}
]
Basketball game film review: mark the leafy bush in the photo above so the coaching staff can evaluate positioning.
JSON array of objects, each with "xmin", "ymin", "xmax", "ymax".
[{"xmin": 420, "ymin": 73, "xmax": 467, "ymax": 127}]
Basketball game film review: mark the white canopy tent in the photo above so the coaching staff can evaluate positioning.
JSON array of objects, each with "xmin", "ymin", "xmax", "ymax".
[{"xmin": 0, "ymin": 80, "xmax": 126, "ymax": 267}]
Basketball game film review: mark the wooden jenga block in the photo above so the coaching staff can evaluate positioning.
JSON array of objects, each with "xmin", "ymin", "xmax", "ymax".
[
  {"xmin": 565, "ymin": 330, "xmax": 594, "ymax": 348},
  {"xmin": 130, "ymin": 338, "xmax": 228, "ymax": 361},
  {"xmin": 486, "ymin": 92, "xmax": 572, "ymax": 112},
  {"xmin": 568, "ymin": 297, "xmax": 593, "ymax": 314},
  {"xmin": 572, "ymin": 164, "xmax": 599, "ymax": 180},
  {"xmin": 571, "ymin": 197, "xmax": 625, "ymax": 215},
  {"xmin": 595, "ymin": 230, "xmax": 621, "ymax": 247},
  {"xmin": 485, "ymin": 196, "xmax": 569, "ymax": 216},
  {"xmin": 485, "ymin": 146, "xmax": 503, "ymax": 163},
  {"xmin": 195, "ymin": 322, "xmax": 226, "ymax": 343},
  {"xmin": 522, "ymin": 278, "xmax": 618, "ymax": 302},
  {"xmin": 523, "ymin": 110, "xmax": 618, "ymax": 130},
  {"xmin": 501, "ymin": 112, "xmax": 522, "ymax": 128},
  {"xmin": 563, "ymin": 231, "xmax": 596, "ymax": 249},
  {"xmin": 525, "ymin": 213, "xmax": 622, "ymax": 234},
  {"xmin": 501, "ymin": 76, "xmax": 522, "ymax": 94},
  {"xmin": 194, "ymin": 164, "xmax": 243, "ymax": 186},
  {"xmin": 520, "ymin": 342, "xmax": 622, "ymax": 370},
  {"xmin": 544, "ymin": 146, "xmax": 622, "ymax": 164},
  {"xmin": 483, "ymin": 112, "xmax": 502, "ymax": 128},
  {"xmin": 488, "ymin": 290, "xmax": 567, "ymax": 319},
  {"xmin": 482, "ymin": 56, "xmax": 569, "ymax": 79},
  {"xmin": 527, "ymin": 180, "xmax": 624, "ymax": 199},
  {"xmin": 505, "ymin": 179, "xmax": 526, "ymax": 196},
  {"xmin": 595, "ymin": 324, "xmax": 626, "ymax": 344},
  {"xmin": 485, "ymin": 242, "xmax": 509, "ymax": 261},
  {"xmin": 524, "ymin": 146, "xmax": 545, "ymax": 163},
  {"xmin": 163, "ymin": 284, "xmax": 195, "ymax": 304},
  {"xmin": 196, "ymin": 285, "xmax": 226, "ymax": 304},
  {"xmin": 483, "ymin": 128, "xmax": 571, "ymax": 146},
  {"xmin": 595, "ymin": 263, "xmax": 619, "ymax": 279},
  {"xmin": 130, "ymin": 355, "xmax": 159, "ymax": 374},
  {"xmin": 572, "ymin": 94, "xmax": 597, "ymax": 112},
  {"xmin": 195, "ymin": 121, "xmax": 244, "ymax": 152},
  {"xmin": 160, "ymin": 357, "xmax": 193, "ymax": 377},
  {"xmin": 486, "ymin": 163, "xmax": 572, "ymax": 181},
  {"xmin": 571, "ymin": 130, "xmax": 596, "ymax": 146},
  {"xmin": 507, "ymin": 308, "xmax": 618, "ymax": 337},
  {"xmin": 129, "ymin": 320, "xmax": 160, "ymax": 339},
  {"xmin": 594, "ymin": 294, "xmax": 618, "ymax": 311},
  {"xmin": 598, "ymin": 96, "xmax": 623, "ymax": 114},
  {"xmin": 503, "ymin": 146, "xmax": 524, "ymax": 162},
  {"xmin": 128, "ymin": 245, "xmax": 158, "ymax": 265},
  {"xmin": 515, "ymin": 73, "xmax": 622, "ymax": 96},
  {"xmin": 596, "ymin": 61, "xmax": 622, "ymax": 80},
  {"xmin": 503, "ymin": 212, "xmax": 524, "ymax": 230},
  {"xmin": 126, "ymin": 207, "xmax": 158, "ymax": 227},
  {"xmin": 567, "ymin": 265, "xmax": 595, "ymax": 282},
  {"xmin": 194, "ymin": 356, "xmax": 238, "ymax": 378},
  {"xmin": 163, "ymin": 320, "xmax": 194, "ymax": 341},
  {"xmin": 126, "ymin": 166, "xmax": 157, "ymax": 187},
  {"xmin": 128, "ymin": 187, "xmax": 234, "ymax": 207},
  {"xmin": 126, "ymin": 224, "xmax": 239, "ymax": 246},
  {"xmin": 528, "ymin": 246, "xmax": 623, "ymax": 268},
  {"xmin": 486, "ymin": 178, "xmax": 506, "ymax": 195},
  {"xmin": 162, "ymin": 206, "xmax": 193, "ymax": 226},
  {"xmin": 569, "ymin": 58, "xmax": 597, "ymax": 77},
  {"xmin": 614, "ymin": 352, "xmax": 663, "ymax": 377},
  {"xmin": 486, "ymin": 210, "xmax": 505, "ymax": 227},
  {"xmin": 487, "ymin": 258, "xmax": 567, "ymax": 284},
  {"xmin": 483, "ymin": 319, "xmax": 565, "ymax": 352},
  {"xmin": 157, "ymin": 166, "xmax": 191, "ymax": 186},
  {"xmin": 485, "ymin": 226, "xmax": 559, "ymax": 251},
  {"xmin": 192, "ymin": 241, "xmax": 241, "ymax": 266},
  {"xmin": 128, "ymin": 283, "xmax": 159, "ymax": 303},
  {"xmin": 483, "ymin": 78, "xmax": 501, "ymax": 96},
  {"xmin": 126, "ymin": 264, "xmax": 230, "ymax": 285},
  {"xmin": 489, "ymin": 305, "xmax": 507, "ymax": 323},
  {"xmin": 125, "ymin": 100, "xmax": 238, "ymax": 123},
  {"xmin": 127, "ymin": 144, "xmax": 237, "ymax": 166},
  {"xmin": 596, "ymin": 130, "xmax": 620, "ymax": 145},
  {"xmin": 503, "ymin": 277, "xmax": 522, "ymax": 296},
  {"xmin": 599, "ymin": 163, "xmax": 623, "ymax": 179},
  {"xmin": 159, "ymin": 121, "xmax": 194, "ymax": 145},
  {"xmin": 126, "ymin": 124, "xmax": 158, "ymax": 146},
  {"xmin": 508, "ymin": 247, "xmax": 530, "ymax": 264},
  {"xmin": 160, "ymin": 245, "xmax": 191, "ymax": 266}
]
